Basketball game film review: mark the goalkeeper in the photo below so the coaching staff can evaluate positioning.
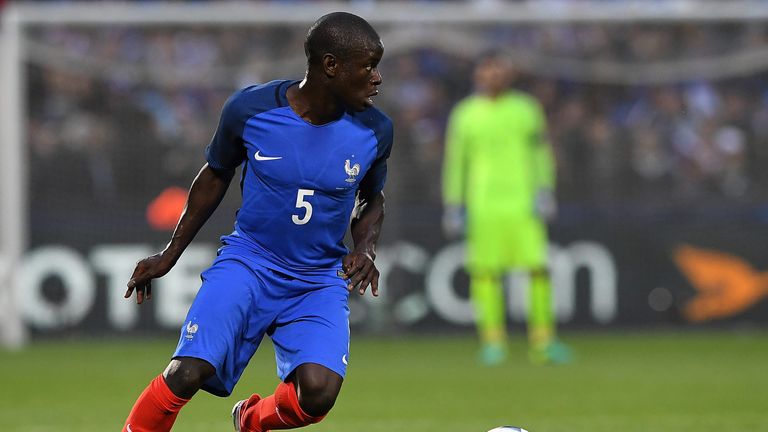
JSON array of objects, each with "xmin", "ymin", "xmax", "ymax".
[{"xmin": 441, "ymin": 52, "xmax": 570, "ymax": 365}]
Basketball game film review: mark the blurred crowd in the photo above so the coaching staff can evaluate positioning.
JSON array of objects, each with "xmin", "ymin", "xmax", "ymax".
[{"xmin": 24, "ymin": 20, "xmax": 768, "ymax": 237}]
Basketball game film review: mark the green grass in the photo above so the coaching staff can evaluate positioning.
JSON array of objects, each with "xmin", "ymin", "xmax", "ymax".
[{"xmin": 1, "ymin": 331, "xmax": 767, "ymax": 432}]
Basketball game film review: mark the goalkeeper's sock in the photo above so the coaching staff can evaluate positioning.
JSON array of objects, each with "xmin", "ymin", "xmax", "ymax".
[
  {"xmin": 470, "ymin": 273, "xmax": 507, "ymax": 351},
  {"xmin": 239, "ymin": 381, "xmax": 324, "ymax": 432},
  {"xmin": 528, "ymin": 269, "xmax": 555, "ymax": 349},
  {"xmin": 122, "ymin": 375, "xmax": 189, "ymax": 432}
]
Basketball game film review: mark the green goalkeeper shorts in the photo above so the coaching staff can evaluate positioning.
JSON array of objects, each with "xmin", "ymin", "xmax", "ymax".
[{"xmin": 466, "ymin": 214, "xmax": 547, "ymax": 273}]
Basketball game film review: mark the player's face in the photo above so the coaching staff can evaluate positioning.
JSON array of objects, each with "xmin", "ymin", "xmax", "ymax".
[
  {"xmin": 336, "ymin": 41, "xmax": 384, "ymax": 111},
  {"xmin": 474, "ymin": 57, "xmax": 514, "ymax": 96}
]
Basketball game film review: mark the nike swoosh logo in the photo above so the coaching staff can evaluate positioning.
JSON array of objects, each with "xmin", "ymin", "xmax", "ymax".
[
  {"xmin": 254, "ymin": 151, "xmax": 282, "ymax": 161},
  {"xmin": 342, "ymin": 354, "xmax": 348, "ymax": 365},
  {"xmin": 126, "ymin": 425, "xmax": 134, "ymax": 432}
]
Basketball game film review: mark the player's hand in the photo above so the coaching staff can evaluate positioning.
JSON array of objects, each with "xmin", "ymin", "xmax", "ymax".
[
  {"xmin": 442, "ymin": 205, "xmax": 466, "ymax": 239},
  {"xmin": 341, "ymin": 250, "xmax": 379, "ymax": 297},
  {"xmin": 125, "ymin": 253, "xmax": 174, "ymax": 304},
  {"xmin": 534, "ymin": 189, "xmax": 557, "ymax": 222}
]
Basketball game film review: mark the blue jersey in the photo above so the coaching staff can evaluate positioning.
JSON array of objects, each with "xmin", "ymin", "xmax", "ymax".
[{"xmin": 205, "ymin": 80, "xmax": 393, "ymax": 283}]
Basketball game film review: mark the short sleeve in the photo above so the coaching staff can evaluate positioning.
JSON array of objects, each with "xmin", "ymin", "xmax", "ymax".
[
  {"xmin": 205, "ymin": 91, "xmax": 247, "ymax": 170},
  {"xmin": 442, "ymin": 101, "xmax": 471, "ymax": 206},
  {"xmin": 358, "ymin": 117, "xmax": 393, "ymax": 195}
]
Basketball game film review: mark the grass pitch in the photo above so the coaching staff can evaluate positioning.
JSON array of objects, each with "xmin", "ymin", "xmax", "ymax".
[{"xmin": 0, "ymin": 330, "xmax": 766, "ymax": 432}]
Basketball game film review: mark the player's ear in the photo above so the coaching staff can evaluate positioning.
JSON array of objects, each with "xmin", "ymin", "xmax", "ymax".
[{"xmin": 322, "ymin": 53, "xmax": 338, "ymax": 78}]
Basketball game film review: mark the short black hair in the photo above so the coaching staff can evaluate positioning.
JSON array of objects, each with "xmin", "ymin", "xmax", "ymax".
[
  {"xmin": 304, "ymin": 12, "xmax": 381, "ymax": 67},
  {"xmin": 476, "ymin": 49, "xmax": 511, "ymax": 66}
]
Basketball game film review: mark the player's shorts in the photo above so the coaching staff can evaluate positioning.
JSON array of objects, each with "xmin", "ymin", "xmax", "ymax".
[
  {"xmin": 172, "ymin": 246, "xmax": 350, "ymax": 397},
  {"xmin": 466, "ymin": 214, "xmax": 548, "ymax": 273}
]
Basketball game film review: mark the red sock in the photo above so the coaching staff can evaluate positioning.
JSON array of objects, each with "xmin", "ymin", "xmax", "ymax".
[
  {"xmin": 122, "ymin": 375, "xmax": 190, "ymax": 432},
  {"xmin": 240, "ymin": 381, "xmax": 325, "ymax": 432}
]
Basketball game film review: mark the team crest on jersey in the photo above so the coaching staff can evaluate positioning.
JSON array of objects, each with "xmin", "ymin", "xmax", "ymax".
[
  {"xmin": 344, "ymin": 159, "xmax": 361, "ymax": 183},
  {"xmin": 185, "ymin": 321, "xmax": 199, "ymax": 340}
]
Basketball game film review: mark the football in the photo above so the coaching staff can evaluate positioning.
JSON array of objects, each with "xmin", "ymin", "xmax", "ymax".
[{"xmin": 487, "ymin": 427, "xmax": 529, "ymax": 432}]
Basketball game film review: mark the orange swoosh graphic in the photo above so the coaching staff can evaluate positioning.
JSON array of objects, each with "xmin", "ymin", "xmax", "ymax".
[{"xmin": 674, "ymin": 245, "xmax": 768, "ymax": 322}]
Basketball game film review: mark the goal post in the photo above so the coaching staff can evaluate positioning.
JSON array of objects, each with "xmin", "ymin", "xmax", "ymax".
[
  {"xmin": 0, "ymin": 6, "xmax": 28, "ymax": 349},
  {"xmin": 4, "ymin": 1, "xmax": 768, "ymax": 342},
  {"xmin": 10, "ymin": 1, "xmax": 768, "ymax": 25}
]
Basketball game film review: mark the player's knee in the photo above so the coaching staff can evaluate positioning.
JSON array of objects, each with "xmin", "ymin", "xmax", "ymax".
[
  {"xmin": 162, "ymin": 357, "xmax": 215, "ymax": 399},
  {"xmin": 294, "ymin": 366, "xmax": 342, "ymax": 417},
  {"xmin": 298, "ymin": 382, "xmax": 338, "ymax": 417}
]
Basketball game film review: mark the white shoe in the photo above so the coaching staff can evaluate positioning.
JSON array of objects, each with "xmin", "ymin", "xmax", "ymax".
[{"xmin": 231, "ymin": 399, "xmax": 246, "ymax": 432}]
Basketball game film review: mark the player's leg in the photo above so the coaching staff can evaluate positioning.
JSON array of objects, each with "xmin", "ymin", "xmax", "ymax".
[
  {"xmin": 291, "ymin": 362, "xmax": 344, "ymax": 416},
  {"xmin": 521, "ymin": 218, "xmax": 555, "ymax": 361},
  {"xmin": 521, "ymin": 221, "xmax": 572, "ymax": 364},
  {"xmin": 466, "ymin": 213, "xmax": 510, "ymax": 365},
  {"xmin": 121, "ymin": 366, "xmax": 198, "ymax": 432},
  {"xmin": 235, "ymin": 363, "xmax": 340, "ymax": 432},
  {"xmin": 123, "ymin": 256, "xmax": 269, "ymax": 432},
  {"xmin": 527, "ymin": 266, "xmax": 554, "ymax": 351},
  {"xmin": 512, "ymin": 217, "xmax": 567, "ymax": 363},
  {"xmin": 122, "ymin": 350, "xmax": 216, "ymax": 432},
  {"xmin": 163, "ymin": 357, "xmax": 217, "ymax": 398},
  {"xmin": 235, "ymin": 277, "xmax": 349, "ymax": 431},
  {"xmin": 469, "ymin": 271, "xmax": 508, "ymax": 365},
  {"xmin": 527, "ymin": 265, "xmax": 571, "ymax": 364}
]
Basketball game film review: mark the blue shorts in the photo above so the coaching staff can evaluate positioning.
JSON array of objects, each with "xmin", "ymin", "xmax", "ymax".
[{"xmin": 172, "ymin": 249, "xmax": 350, "ymax": 397}]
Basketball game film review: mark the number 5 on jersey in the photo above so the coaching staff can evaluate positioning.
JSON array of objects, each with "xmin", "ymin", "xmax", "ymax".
[{"xmin": 292, "ymin": 188, "xmax": 314, "ymax": 225}]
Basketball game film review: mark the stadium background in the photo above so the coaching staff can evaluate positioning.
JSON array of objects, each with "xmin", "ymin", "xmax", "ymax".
[{"xmin": 1, "ymin": 1, "xmax": 767, "ymax": 431}]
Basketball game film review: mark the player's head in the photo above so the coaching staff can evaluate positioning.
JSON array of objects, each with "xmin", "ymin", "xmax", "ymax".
[
  {"xmin": 473, "ymin": 51, "xmax": 515, "ymax": 97},
  {"xmin": 305, "ymin": 12, "xmax": 384, "ymax": 111}
]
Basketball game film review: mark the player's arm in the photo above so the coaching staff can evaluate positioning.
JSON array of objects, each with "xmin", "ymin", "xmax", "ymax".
[
  {"xmin": 126, "ymin": 89, "xmax": 245, "ymax": 304},
  {"xmin": 442, "ymin": 106, "xmax": 467, "ymax": 207},
  {"xmin": 344, "ymin": 189, "xmax": 385, "ymax": 297},
  {"xmin": 441, "ymin": 105, "xmax": 468, "ymax": 237},
  {"xmin": 533, "ymin": 135, "xmax": 555, "ymax": 193},
  {"xmin": 125, "ymin": 164, "xmax": 235, "ymax": 304},
  {"xmin": 344, "ymin": 115, "xmax": 392, "ymax": 297},
  {"xmin": 531, "ymin": 102, "xmax": 557, "ymax": 221}
]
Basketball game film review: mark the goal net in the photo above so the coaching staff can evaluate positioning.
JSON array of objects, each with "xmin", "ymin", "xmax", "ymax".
[{"xmin": 5, "ymin": 1, "xmax": 768, "ymax": 344}]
